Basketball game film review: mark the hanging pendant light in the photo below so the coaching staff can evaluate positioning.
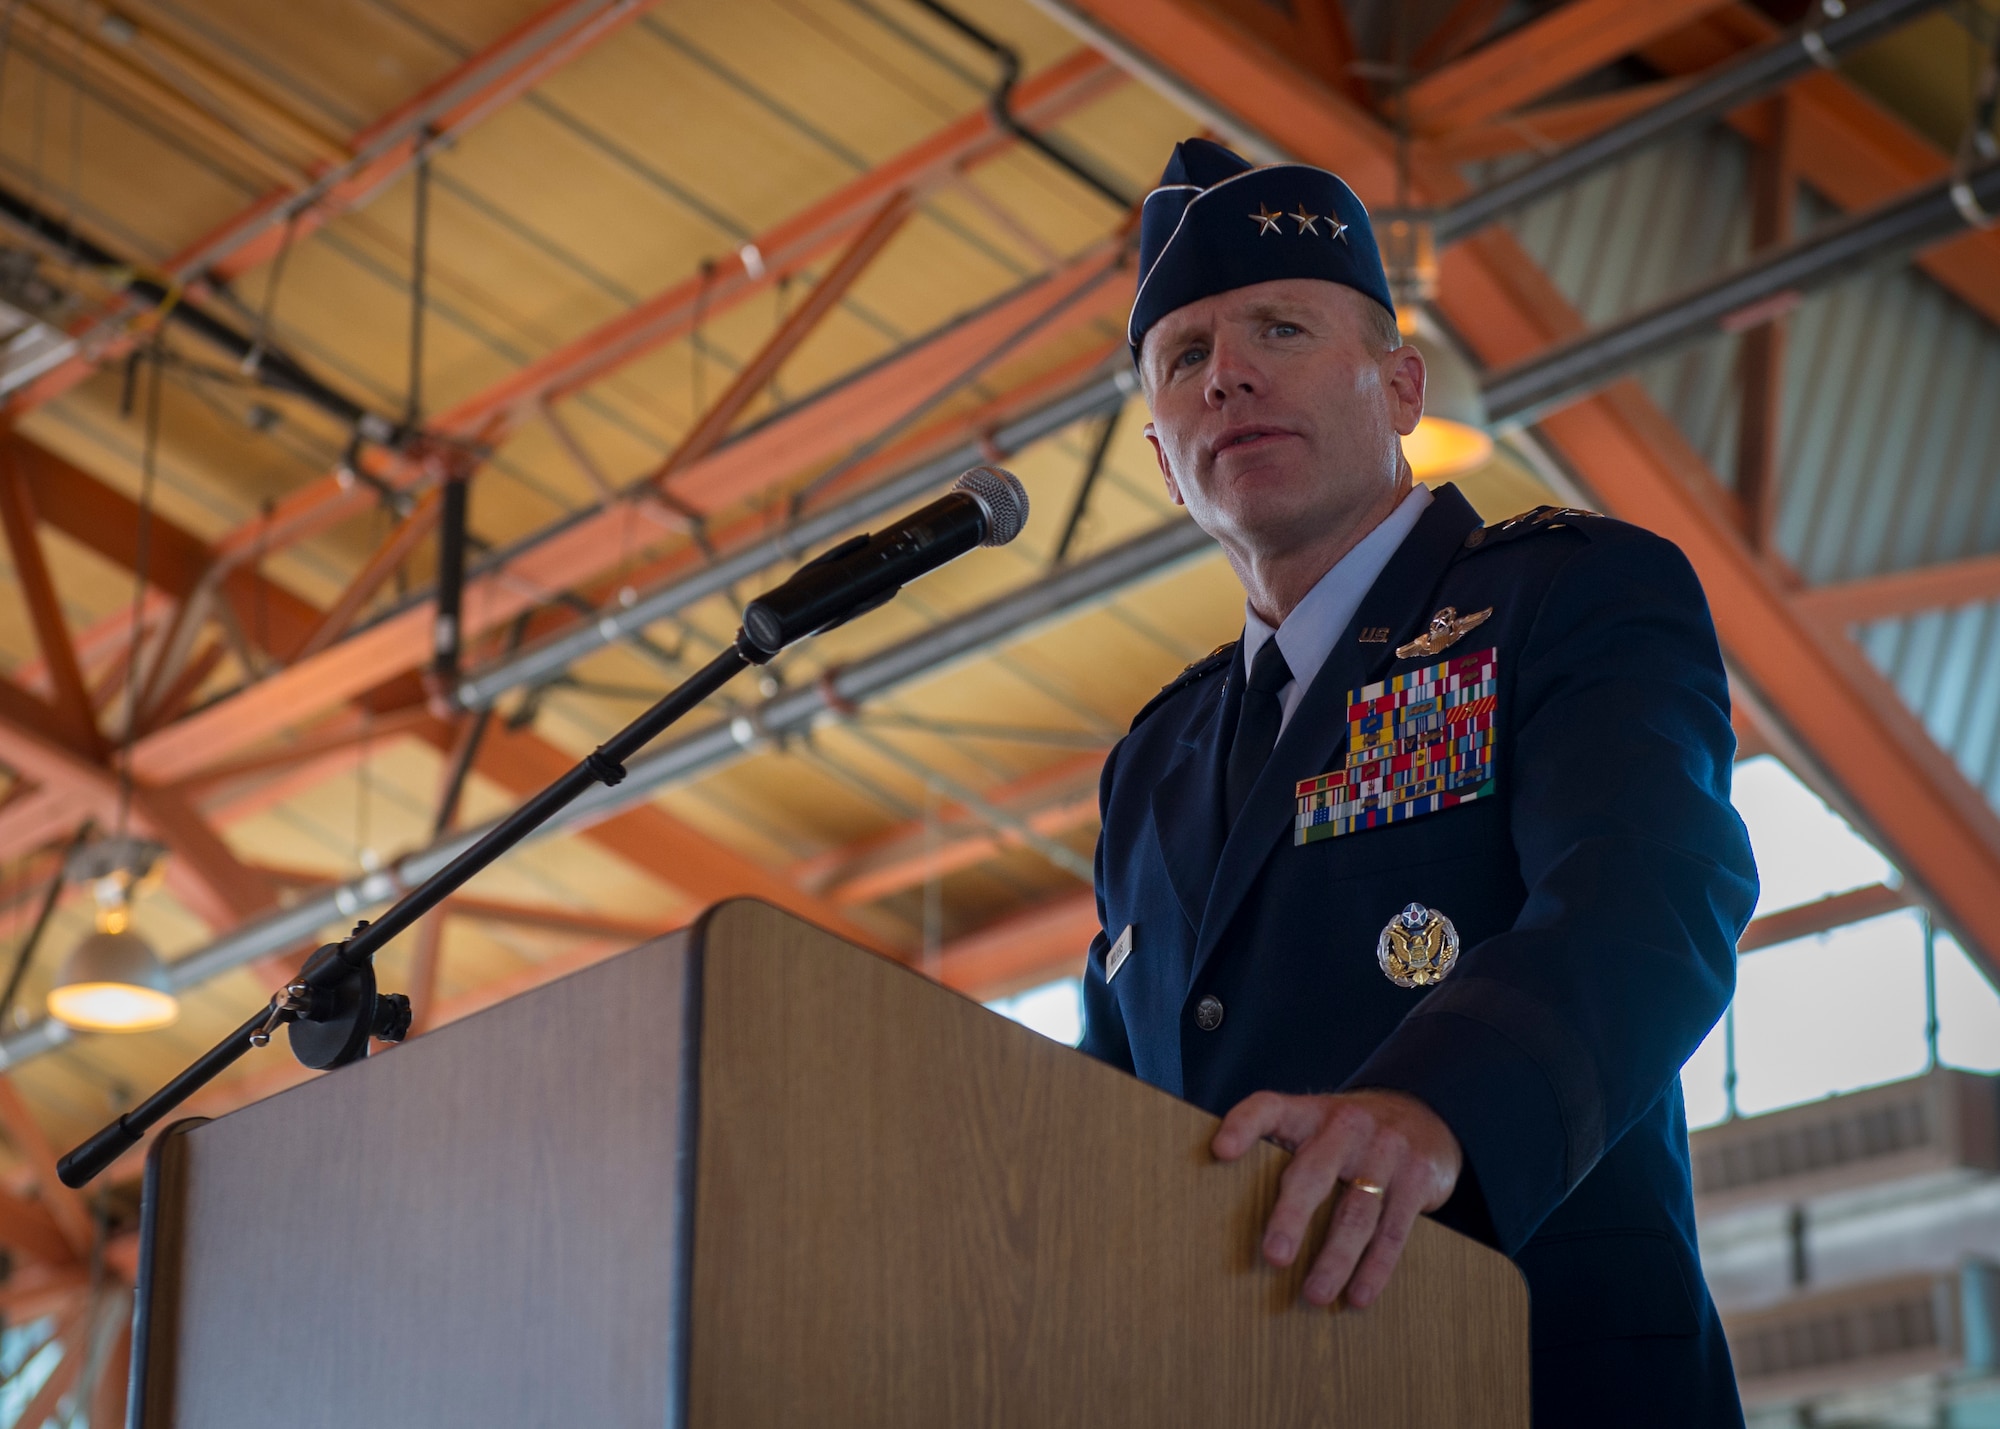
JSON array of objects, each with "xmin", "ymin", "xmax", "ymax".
[
  {"xmin": 47, "ymin": 928, "xmax": 178, "ymax": 1033},
  {"xmin": 47, "ymin": 849, "xmax": 178, "ymax": 1034},
  {"xmin": 1377, "ymin": 212, "xmax": 1493, "ymax": 482},
  {"xmin": 1376, "ymin": 21, "xmax": 1494, "ymax": 488},
  {"xmin": 1403, "ymin": 327, "xmax": 1494, "ymax": 482}
]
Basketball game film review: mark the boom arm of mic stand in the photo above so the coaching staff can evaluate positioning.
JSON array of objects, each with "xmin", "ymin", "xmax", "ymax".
[{"xmin": 57, "ymin": 638, "xmax": 759, "ymax": 1189}]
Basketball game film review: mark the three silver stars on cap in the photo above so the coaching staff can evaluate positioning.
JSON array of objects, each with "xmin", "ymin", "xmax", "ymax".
[{"xmin": 1249, "ymin": 203, "xmax": 1349, "ymax": 243}]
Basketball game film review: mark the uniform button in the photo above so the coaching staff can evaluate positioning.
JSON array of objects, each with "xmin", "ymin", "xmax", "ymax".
[{"xmin": 1194, "ymin": 995, "xmax": 1224, "ymax": 1031}]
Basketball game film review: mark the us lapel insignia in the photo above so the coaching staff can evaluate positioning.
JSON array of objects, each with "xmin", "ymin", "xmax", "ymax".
[
  {"xmin": 1293, "ymin": 646, "xmax": 1498, "ymax": 845},
  {"xmin": 1396, "ymin": 605, "xmax": 1493, "ymax": 659},
  {"xmin": 1377, "ymin": 902, "xmax": 1459, "ymax": 987},
  {"xmin": 1105, "ymin": 924, "xmax": 1134, "ymax": 983}
]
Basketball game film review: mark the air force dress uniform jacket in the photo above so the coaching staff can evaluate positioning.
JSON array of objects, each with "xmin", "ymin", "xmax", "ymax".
[{"xmin": 1079, "ymin": 484, "xmax": 1760, "ymax": 1428}]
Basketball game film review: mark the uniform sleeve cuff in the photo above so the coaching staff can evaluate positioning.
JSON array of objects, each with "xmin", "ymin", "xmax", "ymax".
[{"xmin": 1343, "ymin": 1008, "xmax": 1572, "ymax": 1254}]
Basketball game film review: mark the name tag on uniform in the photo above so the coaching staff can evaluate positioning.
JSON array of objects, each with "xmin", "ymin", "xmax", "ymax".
[
  {"xmin": 1105, "ymin": 924, "xmax": 1134, "ymax": 982},
  {"xmin": 1293, "ymin": 646, "xmax": 1499, "ymax": 846}
]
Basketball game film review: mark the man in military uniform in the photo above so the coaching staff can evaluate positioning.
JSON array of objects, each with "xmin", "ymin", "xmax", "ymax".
[{"xmin": 1080, "ymin": 138, "xmax": 1758, "ymax": 1427}]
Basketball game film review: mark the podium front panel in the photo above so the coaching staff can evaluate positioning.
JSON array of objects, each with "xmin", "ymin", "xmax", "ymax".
[
  {"xmin": 134, "ymin": 901, "xmax": 1528, "ymax": 1427},
  {"xmin": 138, "ymin": 931, "xmax": 698, "ymax": 1429}
]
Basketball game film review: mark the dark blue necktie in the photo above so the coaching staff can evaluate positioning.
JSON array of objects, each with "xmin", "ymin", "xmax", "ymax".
[{"xmin": 1225, "ymin": 638, "xmax": 1293, "ymax": 827}]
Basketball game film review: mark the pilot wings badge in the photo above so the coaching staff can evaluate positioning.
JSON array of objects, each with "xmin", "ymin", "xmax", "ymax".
[
  {"xmin": 1376, "ymin": 902, "xmax": 1460, "ymax": 988},
  {"xmin": 1396, "ymin": 606, "xmax": 1492, "ymax": 659}
]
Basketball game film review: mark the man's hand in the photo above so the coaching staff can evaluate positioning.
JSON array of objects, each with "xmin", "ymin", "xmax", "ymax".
[{"xmin": 1212, "ymin": 1089, "xmax": 1462, "ymax": 1309}]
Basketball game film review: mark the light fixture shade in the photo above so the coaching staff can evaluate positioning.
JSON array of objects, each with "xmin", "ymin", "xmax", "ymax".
[
  {"xmin": 1405, "ymin": 331, "xmax": 1494, "ymax": 481},
  {"xmin": 48, "ymin": 930, "xmax": 178, "ymax": 1033}
]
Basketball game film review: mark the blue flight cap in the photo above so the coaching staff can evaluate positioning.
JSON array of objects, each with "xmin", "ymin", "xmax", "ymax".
[{"xmin": 1128, "ymin": 137, "xmax": 1394, "ymax": 362}]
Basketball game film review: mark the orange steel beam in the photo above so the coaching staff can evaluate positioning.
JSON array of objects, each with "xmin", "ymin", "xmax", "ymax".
[
  {"xmin": 136, "ymin": 640, "xmax": 228, "ymax": 735},
  {"xmin": 443, "ymin": 895, "xmax": 664, "ymax": 944},
  {"xmin": 1292, "ymin": 0, "xmax": 1363, "ymax": 103},
  {"xmin": 0, "ymin": 1076, "xmax": 94, "ymax": 1259},
  {"xmin": 434, "ymin": 718, "xmax": 882, "ymax": 950},
  {"xmin": 1643, "ymin": 5, "xmax": 2000, "ymax": 330},
  {"xmin": 294, "ymin": 486, "xmax": 446, "ymax": 662},
  {"xmin": 1793, "ymin": 553, "xmax": 2000, "ymax": 628},
  {"xmin": 179, "ymin": 352, "xmax": 1117, "ymax": 841},
  {"xmin": 0, "ymin": 666, "xmax": 274, "ymax": 924},
  {"xmin": 0, "ymin": 1265, "xmax": 88, "ymax": 1323},
  {"xmin": 1739, "ymin": 882, "xmax": 1911, "ymax": 952},
  {"xmin": 193, "ymin": 49, "xmax": 1124, "ymax": 576},
  {"xmin": 420, "ymin": 336, "xmax": 1123, "ymax": 713},
  {"xmin": 16, "ymin": 589, "xmax": 170, "ymax": 707},
  {"xmin": 1735, "ymin": 96, "xmax": 1796, "ymax": 554},
  {"xmin": 173, "ymin": 707, "xmax": 441, "ymax": 796},
  {"xmin": 0, "ymin": 452, "xmax": 101, "ymax": 752},
  {"xmin": 932, "ymin": 890, "xmax": 1097, "ymax": 1000},
  {"xmin": 128, "ymin": 249, "xmax": 1131, "ymax": 786},
  {"xmin": 795, "ymin": 749, "xmax": 1106, "ymax": 906},
  {"xmin": 231, "ymin": 869, "xmax": 669, "ymax": 945},
  {"xmin": 1413, "ymin": 0, "xmax": 1513, "ymax": 72},
  {"xmin": 3, "ymin": 435, "xmax": 323, "ymax": 661},
  {"xmin": 1065, "ymin": 0, "xmax": 2000, "ymax": 977},
  {"xmin": 0, "ymin": 788, "xmax": 89, "ymax": 859},
  {"xmin": 1427, "ymin": 79, "xmax": 1695, "ymax": 164},
  {"xmin": 0, "ymin": 1183, "xmax": 79, "ymax": 1267},
  {"xmin": 1403, "ymin": 0, "xmax": 1730, "ymax": 135},
  {"xmin": 404, "ymin": 917, "xmax": 447, "ymax": 1038},
  {"xmin": 654, "ymin": 193, "xmax": 914, "ymax": 482},
  {"xmin": 1200, "ymin": 0, "xmax": 1362, "ymax": 104},
  {"xmin": 1448, "ymin": 288, "xmax": 2000, "ymax": 973},
  {"xmin": 490, "ymin": 49, "xmax": 1118, "ymax": 417},
  {"xmin": 6, "ymin": 0, "xmax": 666, "ymax": 418}
]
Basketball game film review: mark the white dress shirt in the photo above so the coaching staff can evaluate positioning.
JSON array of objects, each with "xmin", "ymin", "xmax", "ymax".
[{"xmin": 1238, "ymin": 484, "xmax": 1434, "ymax": 737}]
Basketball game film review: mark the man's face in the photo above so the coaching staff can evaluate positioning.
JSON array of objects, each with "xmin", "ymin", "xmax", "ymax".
[{"xmin": 1139, "ymin": 279, "xmax": 1424, "ymax": 563}]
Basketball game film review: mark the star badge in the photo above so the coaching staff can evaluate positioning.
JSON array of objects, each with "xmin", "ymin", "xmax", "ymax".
[
  {"xmin": 1326, "ymin": 216, "xmax": 1350, "ymax": 244},
  {"xmin": 1395, "ymin": 605, "xmax": 1493, "ymax": 659},
  {"xmin": 1289, "ymin": 206, "xmax": 1320, "ymax": 236},
  {"xmin": 1249, "ymin": 203, "xmax": 1284, "ymax": 236}
]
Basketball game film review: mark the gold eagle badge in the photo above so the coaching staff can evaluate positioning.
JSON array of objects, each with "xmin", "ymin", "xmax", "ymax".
[{"xmin": 1377, "ymin": 902, "xmax": 1460, "ymax": 988}]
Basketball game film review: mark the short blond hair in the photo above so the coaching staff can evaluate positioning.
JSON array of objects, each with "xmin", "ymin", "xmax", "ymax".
[{"xmin": 1360, "ymin": 296, "xmax": 1401, "ymax": 353}]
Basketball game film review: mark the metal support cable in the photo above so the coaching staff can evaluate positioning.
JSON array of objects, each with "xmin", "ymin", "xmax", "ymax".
[
  {"xmin": 1434, "ymin": 0, "xmax": 1950, "ymax": 244},
  {"xmin": 0, "ymin": 823, "xmax": 91, "ymax": 1028},
  {"xmin": 407, "ymin": 137, "xmax": 432, "ymax": 431},
  {"xmin": 1052, "ymin": 404, "xmax": 1119, "ymax": 565},
  {"xmin": 0, "ymin": 510, "xmax": 1215, "ymax": 1067}
]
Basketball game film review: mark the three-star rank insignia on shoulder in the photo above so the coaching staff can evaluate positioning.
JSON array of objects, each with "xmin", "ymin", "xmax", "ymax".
[
  {"xmin": 1396, "ymin": 605, "xmax": 1492, "ymax": 659},
  {"xmin": 1465, "ymin": 505, "xmax": 1600, "ymax": 550},
  {"xmin": 1293, "ymin": 647, "xmax": 1498, "ymax": 845},
  {"xmin": 1128, "ymin": 642, "xmax": 1235, "ymax": 733}
]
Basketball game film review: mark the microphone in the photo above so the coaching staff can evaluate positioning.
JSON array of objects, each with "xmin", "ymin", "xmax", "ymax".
[{"xmin": 740, "ymin": 467, "xmax": 1029, "ymax": 657}]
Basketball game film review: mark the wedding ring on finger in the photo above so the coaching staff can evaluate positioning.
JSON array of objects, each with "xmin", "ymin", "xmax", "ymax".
[{"xmin": 1348, "ymin": 1178, "xmax": 1386, "ymax": 1197}]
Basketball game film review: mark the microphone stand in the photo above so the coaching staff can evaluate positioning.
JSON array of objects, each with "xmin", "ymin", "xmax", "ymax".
[{"xmin": 58, "ymin": 635, "xmax": 761, "ymax": 1188}]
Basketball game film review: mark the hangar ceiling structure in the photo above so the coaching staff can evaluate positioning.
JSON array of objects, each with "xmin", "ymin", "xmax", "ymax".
[{"xmin": 0, "ymin": 0, "xmax": 1995, "ymax": 1416}]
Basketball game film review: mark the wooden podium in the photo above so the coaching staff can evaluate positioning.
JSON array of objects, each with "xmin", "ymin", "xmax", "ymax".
[{"xmin": 131, "ymin": 900, "xmax": 1528, "ymax": 1427}]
